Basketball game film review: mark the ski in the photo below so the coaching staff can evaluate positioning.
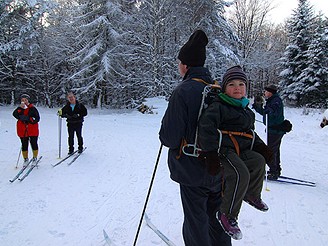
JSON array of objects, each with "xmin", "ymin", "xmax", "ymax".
[
  {"xmin": 52, "ymin": 150, "xmax": 78, "ymax": 167},
  {"xmin": 19, "ymin": 156, "xmax": 43, "ymax": 182},
  {"xmin": 67, "ymin": 147, "xmax": 86, "ymax": 166},
  {"xmin": 103, "ymin": 229, "xmax": 117, "ymax": 246},
  {"xmin": 279, "ymin": 175, "xmax": 316, "ymax": 185},
  {"xmin": 144, "ymin": 213, "xmax": 176, "ymax": 246},
  {"xmin": 268, "ymin": 178, "xmax": 316, "ymax": 187},
  {"xmin": 9, "ymin": 159, "xmax": 34, "ymax": 183}
]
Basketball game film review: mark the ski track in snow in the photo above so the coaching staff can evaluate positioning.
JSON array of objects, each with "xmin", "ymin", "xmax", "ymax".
[{"xmin": 1, "ymin": 99, "xmax": 328, "ymax": 246}]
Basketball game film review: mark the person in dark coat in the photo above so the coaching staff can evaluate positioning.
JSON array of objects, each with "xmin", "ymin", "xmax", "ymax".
[
  {"xmin": 13, "ymin": 94, "xmax": 40, "ymax": 166},
  {"xmin": 198, "ymin": 65, "xmax": 272, "ymax": 240},
  {"xmin": 159, "ymin": 30, "xmax": 231, "ymax": 246},
  {"xmin": 252, "ymin": 84, "xmax": 285, "ymax": 180},
  {"xmin": 59, "ymin": 92, "xmax": 87, "ymax": 154}
]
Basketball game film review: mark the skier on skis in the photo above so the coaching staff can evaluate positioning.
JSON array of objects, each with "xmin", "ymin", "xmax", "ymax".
[
  {"xmin": 159, "ymin": 30, "xmax": 231, "ymax": 246},
  {"xmin": 252, "ymin": 84, "xmax": 285, "ymax": 180},
  {"xmin": 197, "ymin": 65, "xmax": 273, "ymax": 240},
  {"xmin": 12, "ymin": 94, "xmax": 40, "ymax": 166},
  {"xmin": 58, "ymin": 92, "xmax": 87, "ymax": 154}
]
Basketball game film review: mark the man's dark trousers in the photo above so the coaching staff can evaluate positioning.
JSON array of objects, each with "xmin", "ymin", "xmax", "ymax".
[
  {"xmin": 267, "ymin": 133, "xmax": 284, "ymax": 173},
  {"xmin": 180, "ymin": 184, "xmax": 231, "ymax": 246},
  {"xmin": 67, "ymin": 122, "xmax": 83, "ymax": 151}
]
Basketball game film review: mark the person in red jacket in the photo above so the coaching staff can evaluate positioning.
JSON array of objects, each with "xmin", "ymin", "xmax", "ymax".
[{"xmin": 13, "ymin": 94, "xmax": 40, "ymax": 166}]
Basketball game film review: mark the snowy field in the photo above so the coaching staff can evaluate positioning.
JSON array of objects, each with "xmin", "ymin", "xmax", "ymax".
[{"xmin": 0, "ymin": 97, "xmax": 328, "ymax": 246}]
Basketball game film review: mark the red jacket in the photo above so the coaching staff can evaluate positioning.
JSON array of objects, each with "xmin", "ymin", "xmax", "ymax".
[{"xmin": 13, "ymin": 104, "xmax": 40, "ymax": 137}]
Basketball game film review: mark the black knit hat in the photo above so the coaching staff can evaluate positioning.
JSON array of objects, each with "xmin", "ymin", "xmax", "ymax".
[
  {"xmin": 264, "ymin": 84, "xmax": 278, "ymax": 94},
  {"xmin": 178, "ymin": 30, "xmax": 208, "ymax": 67},
  {"xmin": 222, "ymin": 65, "xmax": 248, "ymax": 92}
]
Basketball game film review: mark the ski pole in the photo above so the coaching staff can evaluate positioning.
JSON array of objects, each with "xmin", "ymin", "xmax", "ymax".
[
  {"xmin": 15, "ymin": 148, "xmax": 22, "ymax": 169},
  {"xmin": 265, "ymin": 113, "xmax": 270, "ymax": 191},
  {"xmin": 58, "ymin": 112, "xmax": 62, "ymax": 159},
  {"xmin": 133, "ymin": 143, "xmax": 163, "ymax": 246}
]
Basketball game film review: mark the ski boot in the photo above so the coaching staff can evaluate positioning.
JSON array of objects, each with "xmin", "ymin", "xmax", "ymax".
[
  {"xmin": 23, "ymin": 158, "xmax": 29, "ymax": 168},
  {"xmin": 244, "ymin": 196, "xmax": 269, "ymax": 212},
  {"xmin": 216, "ymin": 211, "xmax": 242, "ymax": 240},
  {"xmin": 31, "ymin": 157, "xmax": 38, "ymax": 167}
]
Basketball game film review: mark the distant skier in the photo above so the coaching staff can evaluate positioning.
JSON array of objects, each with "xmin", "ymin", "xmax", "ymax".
[
  {"xmin": 252, "ymin": 84, "xmax": 285, "ymax": 180},
  {"xmin": 198, "ymin": 65, "xmax": 273, "ymax": 240},
  {"xmin": 12, "ymin": 94, "xmax": 40, "ymax": 166},
  {"xmin": 58, "ymin": 92, "xmax": 87, "ymax": 154}
]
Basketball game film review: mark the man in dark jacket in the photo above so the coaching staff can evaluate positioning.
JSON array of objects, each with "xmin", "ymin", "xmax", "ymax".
[
  {"xmin": 253, "ymin": 84, "xmax": 285, "ymax": 180},
  {"xmin": 59, "ymin": 92, "xmax": 87, "ymax": 154},
  {"xmin": 159, "ymin": 30, "xmax": 231, "ymax": 246}
]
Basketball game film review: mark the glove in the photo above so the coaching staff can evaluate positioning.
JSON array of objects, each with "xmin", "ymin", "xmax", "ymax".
[
  {"xmin": 253, "ymin": 143, "xmax": 274, "ymax": 163},
  {"xmin": 29, "ymin": 117, "xmax": 36, "ymax": 124},
  {"xmin": 254, "ymin": 95, "xmax": 264, "ymax": 104},
  {"xmin": 252, "ymin": 96, "xmax": 263, "ymax": 109},
  {"xmin": 19, "ymin": 115, "xmax": 30, "ymax": 123},
  {"xmin": 202, "ymin": 151, "xmax": 222, "ymax": 176},
  {"xmin": 72, "ymin": 114, "xmax": 80, "ymax": 118},
  {"xmin": 57, "ymin": 109, "xmax": 62, "ymax": 116}
]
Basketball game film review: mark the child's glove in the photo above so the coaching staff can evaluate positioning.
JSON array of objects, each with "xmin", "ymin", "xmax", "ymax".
[
  {"xmin": 57, "ymin": 109, "xmax": 62, "ymax": 116},
  {"xmin": 253, "ymin": 143, "xmax": 274, "ymax": 163}
]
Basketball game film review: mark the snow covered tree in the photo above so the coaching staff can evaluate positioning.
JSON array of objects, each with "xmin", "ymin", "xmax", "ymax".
[
  {"xmin": 124, "ymin": 0, "xmax": 179, "ymax": 100},
  {"xmin": 28, "ymin": 1, "xmax": 77, "ymax": 107},
  {"xmin": 248, "ymin": 23, "xmax": 288, "ymax": 97},
  {"xmin": 0, "ymin": 0, "xmax": 56, "ymax": 105},
  {"xmin": 227, "ymin": 0, "xmax": 273, "ymax": 64},
  {"xmin": 279, "ymin": 0, "xmax": 315, "ymax": 106},
  {"xmin": 227, "ymin": 0, "xmax": 281, "ymax": 96},
  {"xmin": 68, "ymin": 0, "xmax": 130, "ymax": 108},
  {"xmin": 0, "ymin": 0, "xmax": 39, "ymax": 104},
  {"xmin": 134, "ymin": 0, "xmax": 238, "ymax": 97},
  {"xmin": 191, "ymin": 0, "xmax": 239, "ymax": 78},
  {"xmin": 298, "ymin": 15, "xmax": 328, "ymax": 107}
]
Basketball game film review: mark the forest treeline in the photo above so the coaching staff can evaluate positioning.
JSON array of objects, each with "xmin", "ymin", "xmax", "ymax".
[{"xmin": 1, "ymin": 0, "xmax": 327, "ymax": 108}]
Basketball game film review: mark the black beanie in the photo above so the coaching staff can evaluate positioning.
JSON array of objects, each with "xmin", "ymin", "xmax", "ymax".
[
  {"xmin": 264, "ymin": 84, "xmax": 278, "ymax": 94},
  {"xmin": 222, "ymin": 65, "xmax": 248, "ymax": 92},
  {"xmin": 178, "ymin": 30, "xmax": 208, "ymax": 67}
]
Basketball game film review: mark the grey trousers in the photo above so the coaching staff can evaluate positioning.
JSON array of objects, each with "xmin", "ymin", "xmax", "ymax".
[{"xmin": 220, "ymin": 149, "xmax": 266, "ymax": 218}]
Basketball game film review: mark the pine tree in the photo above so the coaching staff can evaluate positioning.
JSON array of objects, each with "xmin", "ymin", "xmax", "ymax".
[
  {"xmin": 0, "ymin": 0, "xmax": 46, "ymax": 104},
  {"xmin": 69, "ymin": 0, "xmax": 129, "ymax": 108},
  {"xmin": 194, "ymin": 0, "xmax": 239, "ymax": 78},
  {"xmin": 279, "ymin": 0, "xmax": 315, "ymax": 106},
  {"xmin": 126, "ymin": 0, "xmax": 238, "ymax": 100},
  {"xmin": 299, "ymin": 15, "xmax": 328, "ymax": 107}
]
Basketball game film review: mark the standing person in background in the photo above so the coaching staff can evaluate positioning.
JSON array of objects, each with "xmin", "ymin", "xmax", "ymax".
[
  {"xmin": 13, "ymin": 94, "xmax": 40, "ymax": 166},
  {"xmin": 253, "ymin": 84, "xmax": 285, "ymax": 180},
  {"xmin": 159, "ymin": 30, "xmax": 231, "ymax": 246},
  {"xmin": 58, "ymin": 92, "xmax": 87, "ymax": 154}
]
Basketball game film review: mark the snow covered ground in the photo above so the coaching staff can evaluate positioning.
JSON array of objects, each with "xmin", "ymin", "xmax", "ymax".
[{"xmin": 0, "ymin": 98, "xmax": 328, "ymax": 246}]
